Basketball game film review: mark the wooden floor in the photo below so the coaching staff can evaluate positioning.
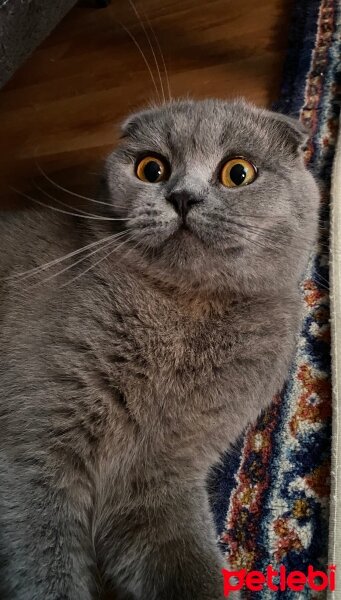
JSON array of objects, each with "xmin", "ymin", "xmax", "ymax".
[{"xmin": 0, "ymin": 0, "xmax": 293, "ymax": 208}]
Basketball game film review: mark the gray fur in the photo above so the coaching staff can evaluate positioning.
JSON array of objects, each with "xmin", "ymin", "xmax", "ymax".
[{"xmin": 0, "ymin": 99, "xmax": 319, "ymax": 599}]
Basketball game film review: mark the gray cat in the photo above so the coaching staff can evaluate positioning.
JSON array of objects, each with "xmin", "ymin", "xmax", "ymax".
[{"xmin": 0, "ymin": 99, "xmax": 319, "ymax": 600}]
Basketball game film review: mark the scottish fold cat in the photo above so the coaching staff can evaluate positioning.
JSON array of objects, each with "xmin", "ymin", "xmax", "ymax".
[{"xmin": 0, "ymin": 99, "xmax": 319, "ymax": 599}]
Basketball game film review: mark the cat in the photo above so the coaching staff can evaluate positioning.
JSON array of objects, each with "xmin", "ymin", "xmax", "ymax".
[{"xmin": 0, "ymin": 98, "xmax": 319, "ymax": 600}]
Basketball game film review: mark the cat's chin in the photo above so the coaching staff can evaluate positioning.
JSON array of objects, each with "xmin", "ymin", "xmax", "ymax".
[
  {"xmin": 156, "ymin": 222, "xmax": 203, "ymax": 248},
  {"xmin": 164, "ymin": 224, "xmax": 241, "ymax": 255}
]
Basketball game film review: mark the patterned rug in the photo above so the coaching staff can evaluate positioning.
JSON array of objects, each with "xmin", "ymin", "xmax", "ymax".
[{"xmin": 209, "ymin": 1, "xmax": 341, "ymax": 598}]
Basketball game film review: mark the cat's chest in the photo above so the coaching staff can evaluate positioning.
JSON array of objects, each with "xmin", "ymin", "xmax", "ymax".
[{"xmin": 107, "ymin": 296, "xmax": 245, "ymax": 394}]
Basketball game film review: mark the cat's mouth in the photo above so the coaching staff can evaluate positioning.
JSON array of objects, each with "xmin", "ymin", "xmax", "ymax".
[
  {"xmin": 179, "ymin": 222, "xmax": 191, "ymax": 232},
  {"xmin": 177, "ymin": 222, "xmax": 196, "ymax": 237},
  {"xmin": 166, "ymin": 222, "xmax": 198, "ymax": 245}
]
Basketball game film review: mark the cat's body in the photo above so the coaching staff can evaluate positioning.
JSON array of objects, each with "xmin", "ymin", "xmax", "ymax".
[{"xmin": 0, "ymin": 99, "xmax": 319, "ymax": 599}]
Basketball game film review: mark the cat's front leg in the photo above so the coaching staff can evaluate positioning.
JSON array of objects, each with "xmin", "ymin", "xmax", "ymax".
[
  {"xmin": 0, "ymin": 456, "xmax": 96, "ymax": 600},
  {"xmin": 100, "ymin": 486, "xmax": 240, "ymax": 600}
]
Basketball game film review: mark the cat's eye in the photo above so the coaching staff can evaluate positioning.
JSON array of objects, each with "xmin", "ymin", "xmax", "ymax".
[
  {"xmin": 220, "ymin": 157, "xmax": 257, "ymax": 188},
  {"xmin": 135, "ymin": 156, "xmax": 168, "ymax": 183}
]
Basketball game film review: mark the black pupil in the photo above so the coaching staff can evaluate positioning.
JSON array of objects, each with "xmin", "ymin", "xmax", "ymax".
[
  {"xmin": 144, "ymin": 160, "xmax": 162, "ymax": 182},
  {"xmin": 230, "ymin": 163, "xmax": 247, "ymax": 186}
]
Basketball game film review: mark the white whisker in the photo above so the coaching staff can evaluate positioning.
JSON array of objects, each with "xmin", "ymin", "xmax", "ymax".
[
  {"xmin": 10, "ymin": 187, "xmax": 129, "ymax": 222},
  {"xmin": 129, "ymin": 0, "xmax": 165, "ymax": 104},
  {"xmin": 33, "ymin": 182, "xmax": 110, "ymax": 219},
  {"xmin": 60, "ymin": 233, "xmax": 138, "ymax": 290},
  {"xmin": 26, "ymin": 231, "xmax": 130, "ymax": 289},
  {"xmin": 35, "ymin": 163, "xmax": 112, "ymax": 207},
  {"xmin": 140, "ymin": 6, "xmax": 172, "ymax": 101},
  {"xmin": 228, "ymin": 226, "xmax": 281, "ymax": 253},
  {"xmin": 33, "ymin": 182, "xmax": 100, "ymax": 218},
  {"xmin": 117, "ymin": 20, "xmax": 161, "ymax": 103},
  {"xmin": 6, "ymin": 232, "xmax": 125, "ymax": 282}
]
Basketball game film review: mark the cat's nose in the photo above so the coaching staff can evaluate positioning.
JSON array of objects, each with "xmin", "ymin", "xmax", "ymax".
[{"xmin": 166, "ymin": 191, "xmax": 203, "ymax": 219}]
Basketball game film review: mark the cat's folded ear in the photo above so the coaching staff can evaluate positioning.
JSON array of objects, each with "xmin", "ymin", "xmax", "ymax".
[
  {"xmin": 266, "ymin": 111, "xmax": 310, "ymax": 155},
  {"xmin": 120, "ymin": 114, "xmax": 139, "ymax": 138},
  {"xmin": 120, "ymin": 110, "xmax": 152, "ymax": 139}
]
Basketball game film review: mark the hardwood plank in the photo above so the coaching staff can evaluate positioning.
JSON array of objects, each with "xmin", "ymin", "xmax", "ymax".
[{"xmin": 0, "ymin": 0, "xmax": 293, "ymax": 208}]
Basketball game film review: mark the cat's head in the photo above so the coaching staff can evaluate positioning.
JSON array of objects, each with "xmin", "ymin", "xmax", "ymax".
[{"xmin": 104, "ymin": 99, "xmax": 319, "ymax": 294}]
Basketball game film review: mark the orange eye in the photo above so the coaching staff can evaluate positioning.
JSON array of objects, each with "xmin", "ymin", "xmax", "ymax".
[
  {"xmin": 135, "ymin": 156, "xmax": 168, "ymax": 183},
  {"xmin": 220, "ymin": 157, "xmax": 257, "ymax": 188}
]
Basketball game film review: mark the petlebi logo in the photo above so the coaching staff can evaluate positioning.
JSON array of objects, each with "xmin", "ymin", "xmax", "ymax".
[{"xmin": 222, "ymin": 565, "xmax": 336, "ymax": 596}]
